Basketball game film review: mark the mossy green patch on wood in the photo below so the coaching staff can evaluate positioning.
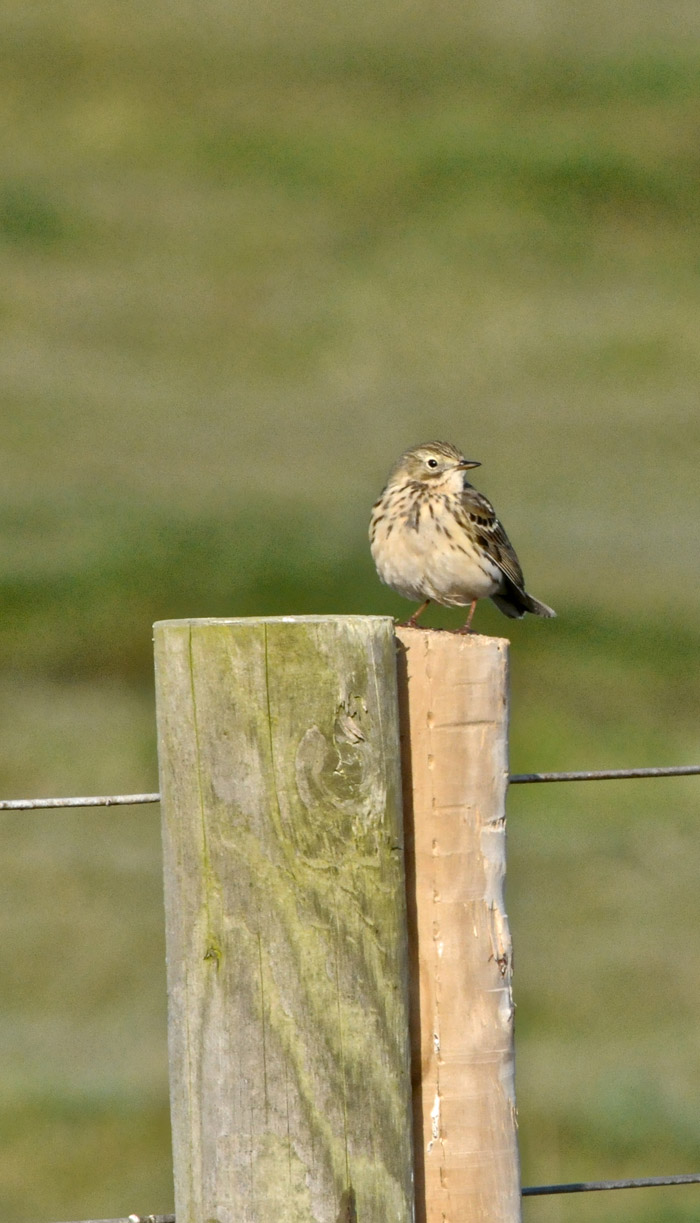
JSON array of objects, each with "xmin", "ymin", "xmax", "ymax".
[{"xmin": 155, "ymin": 615, "xmax": 413, "ymax": 1222}]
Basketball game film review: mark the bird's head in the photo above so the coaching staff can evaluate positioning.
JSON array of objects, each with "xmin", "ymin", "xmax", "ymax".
[{"xmin": 388, "ymin": 441, "xmax": 481, "ymax": 488}]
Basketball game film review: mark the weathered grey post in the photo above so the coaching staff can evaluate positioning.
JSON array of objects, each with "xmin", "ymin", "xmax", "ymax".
[
  {"xmin": 396, "ymin": 628, "xmax": 520, "ymax": 1223},
  {"xmin": 154, "ymin": 616, "xmax": 414, "ymax": 1223}
]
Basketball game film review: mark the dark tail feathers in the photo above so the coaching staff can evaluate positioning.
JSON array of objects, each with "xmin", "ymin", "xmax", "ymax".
[{"xmin": 492, "ymin": 587, "xmax": 556, "ymax": 620}]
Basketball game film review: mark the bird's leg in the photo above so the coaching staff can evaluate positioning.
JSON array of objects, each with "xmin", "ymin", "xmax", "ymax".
[
  {"xmin": 399, "ymin": 598, "xmax": 431, "ymax": 628},
  {"xmin": 457, "ymin": 598, "xmax": 478, "ymax": 634}
]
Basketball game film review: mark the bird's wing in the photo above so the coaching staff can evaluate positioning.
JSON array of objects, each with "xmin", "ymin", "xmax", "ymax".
[{"xmin": 457, "ymin": 486, "xmax": 525, "ymax": 591}]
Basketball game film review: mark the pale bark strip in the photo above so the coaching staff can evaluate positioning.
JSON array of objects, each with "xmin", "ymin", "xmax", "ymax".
[
  {"xmin": 154, "ymin": 615, "xmax": 414, "ymax": 1223},
  {"xmin": 396, "ymin": 627, "xmax": 520, "ymax": 1223}
]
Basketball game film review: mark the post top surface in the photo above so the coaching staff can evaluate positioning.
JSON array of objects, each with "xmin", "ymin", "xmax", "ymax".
[
  {"xmin": 153, "ymin": 614, "xmax": 396, "ymax": 629},
  {"xmin": 396, "ymin": 626, "xmax": 510, "ymax": 647},
  {"xmin": 152, "ymin": 616, "xmax": 510, "ymax": 646}
]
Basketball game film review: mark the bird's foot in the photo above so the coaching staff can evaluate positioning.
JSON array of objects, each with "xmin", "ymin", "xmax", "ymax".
[
  {"xmin": 396, "ymin": 598, "xmax": 431, "ymax": 629},
  {"xmin": 458, "ymin": 598, "xmax": 478, "ymax": 633}
]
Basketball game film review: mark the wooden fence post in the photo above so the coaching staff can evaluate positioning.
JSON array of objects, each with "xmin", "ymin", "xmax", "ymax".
[
  {"xmin": 154, "ymin": 615, "xmax": 414, "ymax": 1223},
  {"xmin": 395, "ymin": 628, "xmax": 520, "ymax": 1223}
]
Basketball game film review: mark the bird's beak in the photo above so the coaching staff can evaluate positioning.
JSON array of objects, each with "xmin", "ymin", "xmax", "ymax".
[{"xmin": 457, "ymin": 458, "xmax": 481, "ymax": 470}]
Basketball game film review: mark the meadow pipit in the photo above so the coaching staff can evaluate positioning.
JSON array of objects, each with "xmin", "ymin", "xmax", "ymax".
[{"xmin": 370, "ymin": 440, "xmax": 556, "ymax": 632}]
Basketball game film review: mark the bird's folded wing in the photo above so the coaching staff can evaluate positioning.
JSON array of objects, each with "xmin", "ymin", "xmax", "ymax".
[{"xmin": 458, "ymin": 487, "xmax": 526, "ymax": 591}]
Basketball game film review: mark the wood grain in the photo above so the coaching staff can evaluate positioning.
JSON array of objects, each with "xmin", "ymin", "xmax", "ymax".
[
  {"xmin": 154, "ymin": 615, "xmax": 414, "ymax": 1223},
  {"xmin": 396, "ymin": 627, "xmax": 520, "ymax": 1223}
]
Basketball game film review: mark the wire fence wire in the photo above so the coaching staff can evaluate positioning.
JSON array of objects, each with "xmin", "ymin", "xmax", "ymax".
[
  {"xmin": 56, "ymin": 1174, "xmax": 700, "ymax": 1221},
  {"xmin": 1, "ymin": 766, "xmax": 699, "ymax": 811},
  {"xmin": 523, "ymin": 1173, "xmax": 700, "ymax": 1195},
  {"xmin": 0, "ymin": 792, "xmax": 160, "ymax": 811},
  {"xmin": 13, "ymin": 761, "xmax": 700, "ymax": 1223},
  {"xmin": 509, "ymin": 765, "xmax": 700, "ymax": 783},
  {"xmin": 62, "ymin": 1216, "xmax": 175, "ymax": 1223}
]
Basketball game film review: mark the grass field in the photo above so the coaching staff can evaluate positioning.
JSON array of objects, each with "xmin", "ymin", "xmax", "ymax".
[{"xmin": 1, "ymin": 2, "xmax": 700, "ymax": 1219}]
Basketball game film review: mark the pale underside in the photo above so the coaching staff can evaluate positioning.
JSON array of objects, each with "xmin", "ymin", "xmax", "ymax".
[{"xmin": 370, "ymin": 502, "xmax": 502, "ymax": 607}]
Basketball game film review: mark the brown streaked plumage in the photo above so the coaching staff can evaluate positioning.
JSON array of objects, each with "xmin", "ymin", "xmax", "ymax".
[{"xmin": 369, "ymin": 441, "xmax": 556, "ymax": 632}]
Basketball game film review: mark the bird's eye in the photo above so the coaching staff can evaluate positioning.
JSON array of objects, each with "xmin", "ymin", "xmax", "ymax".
[{"xmin": 426, "ymin": 458, "xmax": 439, "ymax": 469}]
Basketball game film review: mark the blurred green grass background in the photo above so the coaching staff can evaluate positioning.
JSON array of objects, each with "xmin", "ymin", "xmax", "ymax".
[{"xmin": 1, "ymin": 1, "xmax": 700, "ymax": 1219}]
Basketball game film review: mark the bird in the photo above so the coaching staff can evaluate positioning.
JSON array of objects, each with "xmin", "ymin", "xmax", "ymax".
[{"xmin": 369, "ymin": 440, "xmax": 556, "ymax": 632}]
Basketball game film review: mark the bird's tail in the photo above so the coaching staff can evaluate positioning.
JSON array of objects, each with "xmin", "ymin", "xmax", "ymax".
[
  {"xmin": 522, "ymin": 592, "xmax": 556, "ymax": 618},
  {"xmin": 492, "ymin": 589, "xmax": 556, "ymax": 619}
]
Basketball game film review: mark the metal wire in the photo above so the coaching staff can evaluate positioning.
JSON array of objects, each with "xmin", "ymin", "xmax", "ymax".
[
  {"xmin": 0, "ymin": 793, "xmax": 160, "ymax": 811},
  {"xmin": 56, "ymin": 1216, "xmax": 174, "ymax": 1223},
  {"xmin": 510, "ymin": 765, "xmax": 700, "ymax": 783},
  {"xmin": 2, "ymin": 765, "xmax": 699, "ymax": 810},
  {"xmin": 17, "ymin": 764, "xmax": 699, "ymax": 1219},
  {"xmin": 52, "ymin": 1175, "xmax": 700, "ymax": 1220},
  {"xmin": 523, "ymin": 1173, "xmax": 700, "ymax": 1195}
]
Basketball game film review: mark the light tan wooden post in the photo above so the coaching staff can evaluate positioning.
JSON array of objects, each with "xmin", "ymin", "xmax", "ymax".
[
  {"xmin": 154, "ymin": 615, "xmax": 414, "ymax": 1223},
  {"xmin": 395, "ymin": 628, "xmax": 520, "ymax": 1223}
]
